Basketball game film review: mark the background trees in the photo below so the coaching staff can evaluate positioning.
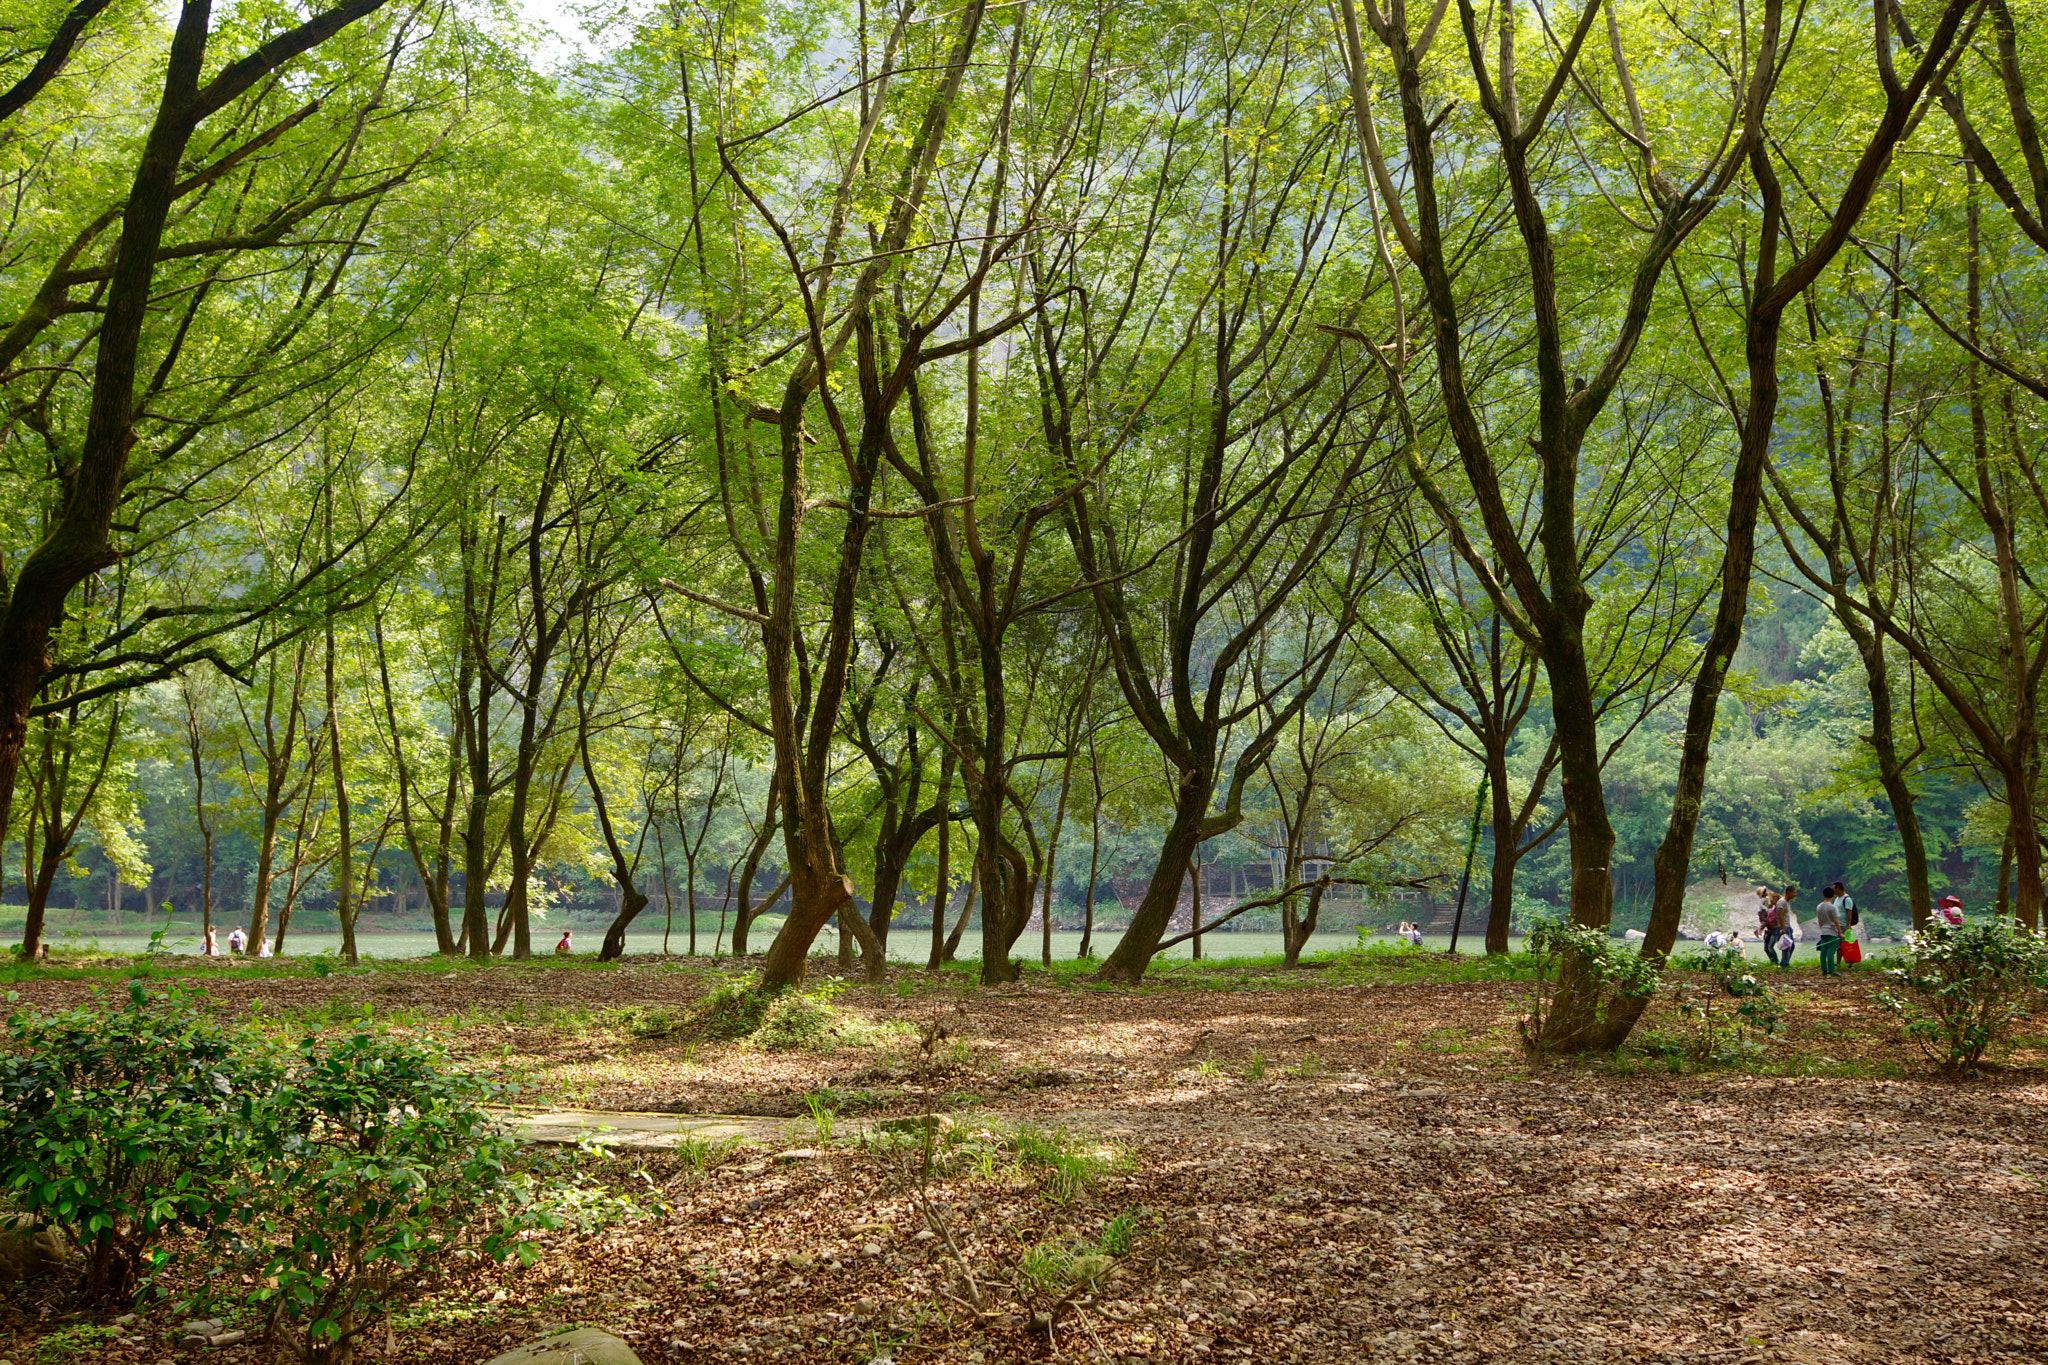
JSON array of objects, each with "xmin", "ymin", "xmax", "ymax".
[{"xmin": 3, "ymin": 0, "xmax": 2042, "ymax": 1052}]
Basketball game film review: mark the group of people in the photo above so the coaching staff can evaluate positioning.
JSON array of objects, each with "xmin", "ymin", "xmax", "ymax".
[
  {"xmin": 1748, "ymin": 882, "xmax": 1860, "ymax": 975},
  {"xmin": 201, "ymin": 925, "xmax": 270, "ymax": 958}
]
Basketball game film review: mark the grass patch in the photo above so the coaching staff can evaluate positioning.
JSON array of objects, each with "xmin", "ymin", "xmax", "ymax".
[{"xmin": 1010, "ymin": 1125, "xmax": 1128, "ymax": 1203}]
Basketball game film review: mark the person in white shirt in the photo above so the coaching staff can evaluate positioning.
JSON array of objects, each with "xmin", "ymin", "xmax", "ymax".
[
  {"xmin": 256, "ymin": 937, "xmax": 272, "ymax": 959},
  {"xmin": 227, "ymin": 926, "xmax": 247, "ymax": 954},
  {"xmin": 204, "ymin": 926, "xmax": 217, "ymax": 957},
  {"xmin": 1705, "ymin": 931, "xmax": 1727, "ymax": 950}
]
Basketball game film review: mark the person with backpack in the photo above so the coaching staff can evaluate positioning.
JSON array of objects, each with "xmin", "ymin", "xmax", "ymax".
[
  {"xmin": 1754, "ymin": 886, "xmax": 1777, "ymax": 956},
  {"xmin": 1814, "ymin": 887, "xmax": 1843, "ymax": 977},
  {"xmin": 1835, "ymin": 882, "xmax": 1862, "ymax": 967}
]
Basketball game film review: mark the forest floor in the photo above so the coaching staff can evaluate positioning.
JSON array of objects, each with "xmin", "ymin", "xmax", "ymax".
[{"xmin": 4, "ymin": 947, "xmax": 2047, "ymax": 1364}]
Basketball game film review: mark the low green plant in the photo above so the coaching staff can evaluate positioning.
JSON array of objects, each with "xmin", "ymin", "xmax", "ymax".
[
  {"xmin": 672, "ymin": 1133, "xmax": 742, "ymax": 1173},
  {"xmin": 1519, "ymin": 918, "xmax": 1663, "ymax": 1057},
  {"xmin": 1017, "ymin": 1240, "xmax": 1075, "ymax": 1299},
  {"xmin": 1011, "ymin": 1126, "xmax": 1125, "ymax": 1203},
  {"xmin": 0, "ymin": 984, "xmax": 273, "ymax": 1303},
  {"xmin": 688, "ymin": 980, "xmax": 776, "ymax": 1041},
  {"xmin": 752, "ymin": 989, "xmax": 844, "ymax": 1051},
  {"xmin": 1663, "ymin": 947, "xmax": 1782, "ymax": 1067},
  {"xmin": 1096, "ymin": 1210, "xmax": 1137, "ymax": 1256},
  {"xmin": 1877, "ymin": 919, "xmax": 2048, "ymax": 1071},
  {"xmin": 1015, "ymin": 1238, "xmax": 1115, "ymax": 1307},
  {"xmin": 804, "ymin": 1090, "xmax": 839, "ymax": 1141},
  {"xmin": 234, "ymin": 1031, "xmax": 562, "ymax": 1364},
  {"xmin": 34, "ymin": 1323, "xmax": 123, "ymax": 1363},
  {"xmin": 1246, "ymin": 1050, "xmax": 1266, "ymax": 1080}
]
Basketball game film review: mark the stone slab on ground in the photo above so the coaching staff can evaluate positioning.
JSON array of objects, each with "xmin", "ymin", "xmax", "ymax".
[
  {"xmin": 482, "ymin": 1327, "xmax": 641, "ymax": 1365},
  {"xmin": 505, "ymin": 1107, "xmax": 787, "ymax": 1148}
]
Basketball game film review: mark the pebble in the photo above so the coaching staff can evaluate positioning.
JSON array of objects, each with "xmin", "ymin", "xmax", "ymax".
[{"xmin": 860, "ymin": 1241, "xmax": 883, "ymax": 1257}]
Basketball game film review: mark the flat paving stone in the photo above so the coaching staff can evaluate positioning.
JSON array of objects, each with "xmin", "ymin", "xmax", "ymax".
[{"xmin": 505, "ymin": 1108, "xmax": 787, "ymax": 1148}]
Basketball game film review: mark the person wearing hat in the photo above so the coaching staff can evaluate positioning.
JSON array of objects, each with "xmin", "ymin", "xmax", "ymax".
[{"xmin": 1934, "ymin": 895, "xmax": 1964, "ymax": 927}]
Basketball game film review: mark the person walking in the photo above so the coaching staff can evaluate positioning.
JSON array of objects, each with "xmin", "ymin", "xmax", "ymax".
[
  {"xmin": 227, "ymin": 925, "xmax": 246, "ymax": 955},
  {"xmin": 1814, "ymin": 887, "xmax": 1843, "ymax": 976},
  {"xmin": 204, "ymin": 925, "xmax": 218, "ymax": 957}
]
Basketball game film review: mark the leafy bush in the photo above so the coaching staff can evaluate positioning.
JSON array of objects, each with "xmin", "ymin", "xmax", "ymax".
[
  {"xmin": 1662, "ymin": 947, "xmax": 1782, "ymax": 1066},
  {"xmin": 0, "ymin": 984, "xmax": 271, "ymax": 1302},
  {"xmin": 687, "ymin": 980, "xmax": 774, "ymax": 1041},
  {"xmin": 2, "ymin": 985, "xmax": 573, "ymax": 1357},
  {"xmin": 1519, "ymin": 919, "xmax": 1662, "ymax": 1057},
  {"xmin": 1877, "ymin": 919, "xmax": 2048, "ymax": 1071},
  {"xmin": 751, "ymin": 990, "xmax": 844, "ymax": 1051},
  {"xmin": 230, "ymin": 1031, "xmax": 559, "ymax": 1365}
]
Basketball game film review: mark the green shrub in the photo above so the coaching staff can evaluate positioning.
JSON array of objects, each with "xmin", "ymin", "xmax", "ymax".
[
  {"xmin": 0, "ymin": 984, "xmax": 272, "ymax": 1303},
  {"xmin": 1519, "ymin": 918, "xmax": 1662, "ymax": 1056},
  {"xmin": 688, "ymin": 980, "xmax": 775, "ymax": 1041},
  {"xmin": 750, "ymin": 990, "xmax": 843, "ymax": 1051},
  {"xmin": 1663, "ymin": 947, "xmax": 1781, "ymax": 1067},
  {"xmin": 232, "ymin": 1031, "xmax": 559, "ymax": 1365},
  {"xmin": 1877, "ymin": 919, "xmax": 2048, "ymax": 1071}
]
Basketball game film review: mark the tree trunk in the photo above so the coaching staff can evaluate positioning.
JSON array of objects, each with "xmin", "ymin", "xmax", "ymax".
[
  {"xmin": 730, "ymin": 779, "xmax": 780, "ymax": 957},
  {"xmin": 1282, "ymin": 880, "xmax": 1327, "ymax": 968},
  {"xmin": 1094, "ymin": 784, "xmax": 1209, "ymax": 983},
  {"xmin": 943, "ymin": 855, "xmax": 977, "ymax": 962},
  {"xmin": 928, "ymin": 753, "xmax": 954, "ymax": 969},
  {"xmin": 1846, "ymin": 615, "xmax": 1933, "ymax": 927}
]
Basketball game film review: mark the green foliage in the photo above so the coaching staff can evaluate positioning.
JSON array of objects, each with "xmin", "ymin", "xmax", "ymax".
[
  {"xmin": 1877, "ymin": 921, "xmax": 2048, "ymax": 1071},
  {"xmin": 687, "ymin": 980, "xmax": 775, "ymax": 1041},
  {"xmin": 0, "ymin": 984, "xmax": 575, "ymax": 1359},
  {"xmin": 1660, "ymin": 947, "xmax": 1783, "ymax": 1067},
  {"xmin": 34, "ymin": 1323, "xmax": 122, "ymax": 1364},
  {"xmin": 0, "ymin": 984, "xmax": 271, "ymax": 1303},
  {"xmin": 750, "ymin": 990, "xmax": 845, "ymax": 1052},
  {"xmin": 231, "ymin": 1032, "xmax": 557, "ymax": 1364},
  {"xmin": 803, "ymin": 1090, "xmax": 838, "ymax": 1141},
  {"xmin": 1010, "ymin": 1126, "xmax": 1124, "ymax": 1204},
  {"xmin": 1095, "ymin": 1211, "xmax": 1137, "ymax": 1257},
  {"xmin": 1520, "ymin": 919, "xmax": 1664, "ymax": 1057}
]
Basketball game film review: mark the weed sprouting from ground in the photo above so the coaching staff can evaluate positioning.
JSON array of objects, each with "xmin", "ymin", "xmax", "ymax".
[
  {"xmin": 1010, "ymin": 1125, "xmax": 1127, "ymax": 1203},
  {"xmin": 1096, "ymin": 1210, "xmax": 1137, "ymax": 1255},
  {"xmin": 804, "ymin": 1090, "xmax": 838, "ymax": 1140}
]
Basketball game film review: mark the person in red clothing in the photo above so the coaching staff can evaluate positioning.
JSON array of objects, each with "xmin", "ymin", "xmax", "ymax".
[{"xmin": 555, "ymin": 929, "xmax": 573, "ymax": 956}]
